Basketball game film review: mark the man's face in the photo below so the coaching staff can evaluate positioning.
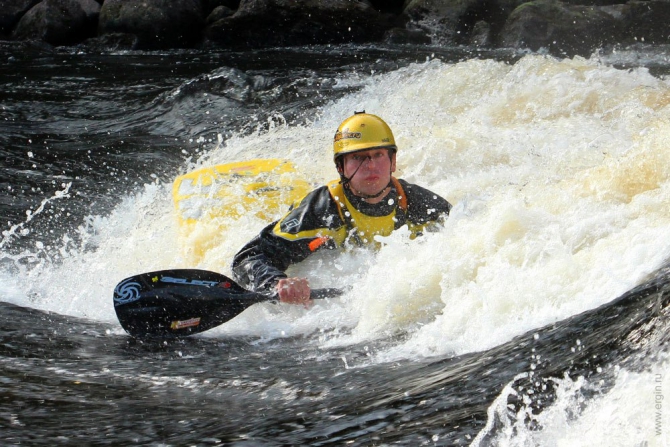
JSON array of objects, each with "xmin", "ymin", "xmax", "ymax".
[{"xmin": 341, "ymin": 148, "xmax": 396, "ymax": 198}]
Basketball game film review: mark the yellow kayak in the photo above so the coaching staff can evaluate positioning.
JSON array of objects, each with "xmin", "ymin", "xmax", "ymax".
[{"xmin": 172, "ymin": 158, "xmax": 312, "ymax": 263}]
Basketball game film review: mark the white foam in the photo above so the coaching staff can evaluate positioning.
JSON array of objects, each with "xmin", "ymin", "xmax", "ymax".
[
  {"xmin": 472, "ymin": 356, "xmax": 670, "ymax": 446},
  {"xmin": 2, "ymin": 55, "xmax": 670, "ymax": 357}
]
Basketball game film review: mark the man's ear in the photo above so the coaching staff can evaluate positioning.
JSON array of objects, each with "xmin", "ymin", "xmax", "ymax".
[{"xmin": 390, "ymin": 152, "xmax": 397, "ymax": 173}]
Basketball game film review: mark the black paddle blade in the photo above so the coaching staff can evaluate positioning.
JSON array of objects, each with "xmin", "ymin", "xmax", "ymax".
[{"xmin": 113, "ymin": 269, "xmax": 268, "ymax": 338}]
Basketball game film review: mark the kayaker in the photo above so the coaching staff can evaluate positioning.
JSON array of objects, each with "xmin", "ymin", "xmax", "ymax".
[{"xmin": 232, "ymin": 112, "xmax": 452, "ymax": 305}]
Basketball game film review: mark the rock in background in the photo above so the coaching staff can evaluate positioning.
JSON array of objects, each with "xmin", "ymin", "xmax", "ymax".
[
  {"xmin": 98, "ymin": 0, "xmax": 204, "ymax": 49},
  {"xmin": 11, "ymin": 0, "xmax": 100, "ymax": 46},
  {"xmin": 0, "ymin": 0, "xmax": 41, "ymax": 37},
  {"xmin": 0, "ymin": 0, "xmax": 669, "ymax": 57},
  {"xmin": 205, "ymin": 0, "xmax": 405, "ymax": 49}
]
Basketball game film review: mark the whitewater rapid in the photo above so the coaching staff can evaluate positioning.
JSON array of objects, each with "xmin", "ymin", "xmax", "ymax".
[{"xmin": 2, "ymin": 54, "xmax": 669, "ymax": 445}]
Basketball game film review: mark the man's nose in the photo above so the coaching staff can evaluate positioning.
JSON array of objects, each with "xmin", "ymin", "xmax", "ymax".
[{"xmin": 362, "ymin": 155, "xmax": 375, "ymax": 166}]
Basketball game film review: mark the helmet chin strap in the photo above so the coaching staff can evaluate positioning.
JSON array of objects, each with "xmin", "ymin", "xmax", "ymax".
[
  {"xmin": 338, "ymin": 155, "xmax": 393, "ymax": 200},
  {"xmin": 350, "ymin": 181, "xmax": 392, "ymax": 200}
]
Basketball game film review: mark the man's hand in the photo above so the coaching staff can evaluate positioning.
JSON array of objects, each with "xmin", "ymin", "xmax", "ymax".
[{"xmin": 276, "ymin": 277, "xmax": 312, "ymax": 306}]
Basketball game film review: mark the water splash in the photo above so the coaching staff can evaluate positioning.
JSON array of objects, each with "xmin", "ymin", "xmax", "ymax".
[{"xmin": 2, "ymin": 55, "xmax": 670, "ymax": 360}]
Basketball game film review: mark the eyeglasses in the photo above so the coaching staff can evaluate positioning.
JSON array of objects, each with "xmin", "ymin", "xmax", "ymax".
[{"xmin": 344, "ymin": 149, "xmax": 391, "ymax": 164}]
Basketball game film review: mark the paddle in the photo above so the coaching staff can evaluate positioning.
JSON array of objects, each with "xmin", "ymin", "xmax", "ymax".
[{"xmin": 113, "ymin": 269, "xmax": 343, "ymax": 338}]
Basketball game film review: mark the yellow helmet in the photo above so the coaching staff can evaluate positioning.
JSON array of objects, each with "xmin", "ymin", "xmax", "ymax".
[{"xmin": 333, "ymin": 112, "xmax": 397, "ymax": 160}]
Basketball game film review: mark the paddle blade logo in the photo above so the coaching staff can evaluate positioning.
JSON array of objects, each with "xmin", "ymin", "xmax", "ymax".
[
  {"xmin": 160, "ymin": 276, "xmax": 221, "ymax": 287},
  {"xmin": 113, "ymin": 279, "xmax": 142, "ymax": 305}
]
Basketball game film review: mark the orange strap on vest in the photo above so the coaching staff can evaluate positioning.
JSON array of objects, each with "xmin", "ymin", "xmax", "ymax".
[
  {"xmin": 391, "ymin": 177, "xmax": 407, "ymax": 211},
  {"xmin": 308, "ymin": 236, "xmax": 330, "ymax": 252}
]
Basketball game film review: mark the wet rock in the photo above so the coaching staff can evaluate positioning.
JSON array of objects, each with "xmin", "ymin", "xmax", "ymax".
[
  {"xmin": 98, "ymin": 0, "xmax": 204, "ymax": 49},
  {"xmin": 80, "ymin": 0, "xmax": 101, "ymax": 21},
  {"xmin": 621, "ymin": 0, "xmax": 670, "ymax": 45},
  {"xmin": 0, "ymin": 0, "xmax": 41, "ymax": 35},
  {"xmin": 206, "ymin": 6, "xmax": 236, "ymax": 25},
  {"xmin": 205, "ymin": 0, "xmax": 406, "ymax": 49},
  {"xmin": 79, "ymin": 32, "xmax": 139, "ymax": 51},
  {"xmin": 370, "ymin": 0, "xmax": 406, "ymax": 14},
  {"xmin": 469, "ymin": 20, "xmax": 492, "ymax": 46},
  {"xmin": 384, "ymin": 27, "xmax": 432, "ymax": 44},
  {"xmin": 403, "ymin": 0, "xmax": 513, "ymax": 46},
  {"xmin": 12, "ymin": 0, "xmax": 99, "ymax": 46},
  {"xmin": 499, "ymin": 0, "xmax": 623, "ymax": 57},
  {"xmin": 204, "ymin": 0, "xmax": 241, "ymax": 13},
  {"xmin": 2, "ymin": 0, "xmax": 670, "ymax": 58}
]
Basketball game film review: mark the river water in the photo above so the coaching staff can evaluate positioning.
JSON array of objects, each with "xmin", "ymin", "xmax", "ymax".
[{"xmin": 1, "ymin": 40, "xmax": 670, "ymax": 445}]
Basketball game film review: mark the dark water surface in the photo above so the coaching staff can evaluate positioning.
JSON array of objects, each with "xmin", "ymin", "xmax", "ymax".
[{"xmin": 1, "ymin": 265, "xmax": 669, "ymax": 445}]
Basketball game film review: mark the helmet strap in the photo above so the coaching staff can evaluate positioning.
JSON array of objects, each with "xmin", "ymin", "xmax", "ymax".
[
  {"xmin": 337, "ymin": 156, "xmax": 366, "ymax": 186},
  {"xmin": 337, "ymin": 153, "xmax": 394, "ymax": 200},
  {"xmin": 350, "ymin": 181, "xmax": 393, "ymax": 200}
]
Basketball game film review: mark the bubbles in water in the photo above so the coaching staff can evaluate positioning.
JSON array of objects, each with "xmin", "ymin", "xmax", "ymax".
[{"xmin": 3, "ymin": 55, "xmax": 670, "ymax": 363}]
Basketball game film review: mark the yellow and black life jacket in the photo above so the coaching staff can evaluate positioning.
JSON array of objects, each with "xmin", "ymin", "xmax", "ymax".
[
  {"xmin": 232, "ymin": 177, "xmax": 451, "ymax": 292},
  {"xmin": 325, "ymin": 177, "xmax": 407, "ymax": 247}
]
